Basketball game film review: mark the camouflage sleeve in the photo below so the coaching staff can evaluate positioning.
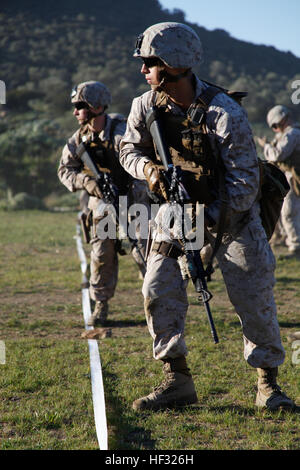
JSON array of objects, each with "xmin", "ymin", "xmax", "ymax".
[
  {"xmin": 205, "ymin": 95, "xmax": 260, "ymax": 222},
  {"xmin": 111, "ymin": 119, "xmax": 126, "ymax": 154},
  {"xmin": 264, "ymin": 128, "xmax": 298, "ymax": 163},
  {"xmin": 57, "ymin": 130, "xmax": 89, "ymax": 192},
  {"xmin": 119, "ymin": 92, "xmax": 157, "ymax": 179}
]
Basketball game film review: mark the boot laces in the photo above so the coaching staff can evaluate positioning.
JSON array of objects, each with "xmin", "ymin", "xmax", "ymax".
[{"xmin": 153, "ymin": 375, "xmax": 176, "ymax": 395}]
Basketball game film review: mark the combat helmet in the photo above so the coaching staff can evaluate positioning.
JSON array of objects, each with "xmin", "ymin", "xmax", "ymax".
[
  {"xmin": 267, "ymin": 105, "xmax": 290, "ymax": 128},
  {"xmin": 134, "ymin": 22, "xmax": 203, "ymax": 69},
  {"xmin": 71, "ymin": 81, "xmax": 111, "ymax": 110}
]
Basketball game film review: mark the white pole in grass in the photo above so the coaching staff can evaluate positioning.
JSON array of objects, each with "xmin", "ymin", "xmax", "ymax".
[{"xmin": 74, "ymin": 222, "xmax": 108, "ymax": 451}]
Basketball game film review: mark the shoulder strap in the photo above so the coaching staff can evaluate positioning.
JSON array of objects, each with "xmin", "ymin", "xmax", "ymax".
[
  {"xmin": 191, "ymin": 83, "xmax": 247, "ymax": 122},
  {"xmin": 108, "ymin": 116, "xmax": 126, "ymax": 144},
  {"xmin": 78, "ymin": 124, "xmax": 89, "ymax": 145},
  {"xmin": 197, "ymin": 86, "xmax": 223, "ymax": 109},
  {"xmin": 200, "ymin": 80, "xmax": 248, "ymax": 105},
  {"xmin": 154, "ymin": 90, "xmax": 169, "ymax": 108}
]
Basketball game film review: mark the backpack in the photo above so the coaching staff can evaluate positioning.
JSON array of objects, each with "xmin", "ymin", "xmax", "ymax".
[{"xmin": 258, "ymin": 160, "xmax": 290, "ymax": 240}]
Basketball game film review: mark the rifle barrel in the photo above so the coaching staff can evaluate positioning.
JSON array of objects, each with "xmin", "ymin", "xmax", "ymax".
[{"xmin": 204, "ymin": 302, "xmax": 219, "ymax": 344}]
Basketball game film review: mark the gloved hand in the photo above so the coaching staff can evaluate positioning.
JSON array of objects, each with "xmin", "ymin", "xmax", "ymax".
[
  {"xmin": 83, "ymin": 178, "xmax": 103, "ymax": 198},
  {"xmin": 143, "ymin": 162, "xmax": 168, "ymax": 200},
  {"xmin": 256, "ymin": 136, "xmax": 267, "ymax": 148}
]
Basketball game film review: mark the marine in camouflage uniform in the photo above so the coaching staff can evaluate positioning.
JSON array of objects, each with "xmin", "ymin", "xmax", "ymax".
[
  {"xmin": 120, "ymin": 23, "xmax": 295, "ymax": 411},
  {"xmin": 257, "ymin": 105, "xmax": 300, "ymax": 254},
  {"xmin": 58, "ymin": 81, "xmax": 148, "ymax": 326}
]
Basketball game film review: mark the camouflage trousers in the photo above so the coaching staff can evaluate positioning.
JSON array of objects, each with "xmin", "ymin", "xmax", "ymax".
[
  {"xmin": 128, "ymin": 179, "xmax": 150, "ymax": 277},
  {"xmin": 89, "ymin": 234, "xmax": 119, "ymax": 303},
  {"xmin": 281, "ymin": 185, "xmax": 300, "ymax": 252},
  {"xmin": 142, "ymin": 219, "xmax": 285, "ymax": 369},
  {"xmin": 89, "ymin": 216, "xmax": 147, "ymax": 302}
]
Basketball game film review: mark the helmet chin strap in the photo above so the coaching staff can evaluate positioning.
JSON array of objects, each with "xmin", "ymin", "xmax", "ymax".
[
  {"xmin": 152, "ymin": 68, "xmax": 191, "ymax": 91},
  {"xmin": 83, "ymin": 107, "xmax": 106, "ymax": 126}
]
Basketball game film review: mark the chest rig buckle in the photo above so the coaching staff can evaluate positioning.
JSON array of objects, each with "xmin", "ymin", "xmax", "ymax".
[{"xmin": 187, "ymin": 106, "xmax": 206, "ymax": 127}]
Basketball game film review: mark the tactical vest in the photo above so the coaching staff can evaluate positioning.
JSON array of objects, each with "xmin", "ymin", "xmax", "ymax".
[
  {"xmin": 152, "ymin": 83, "xmax": 290, "ymax": 243},
  {"xmin": 152, "ymin": 85, "xmax": 237, "ymax": 205},
  {"xmin": 79, "ymin": 117, "xmax": 130, "ymax": 195}
]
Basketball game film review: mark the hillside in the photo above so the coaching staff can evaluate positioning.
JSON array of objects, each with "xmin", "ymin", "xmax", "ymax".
[
  {"xmin": 2, "ymin": 0, "xmax": 300, "ymax": 118},
  {"xmin": 2, "ymin": 0, "xmax": 300, "ymax": 75},
  {"xmin": 0, "ymin": 0, "xmax": 300, "ymax": 199}
]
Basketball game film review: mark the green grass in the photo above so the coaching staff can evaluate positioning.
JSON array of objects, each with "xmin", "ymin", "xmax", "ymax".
[{"xmin": 0, "ymin": 210, "xmax": 299, "ymax": 450}]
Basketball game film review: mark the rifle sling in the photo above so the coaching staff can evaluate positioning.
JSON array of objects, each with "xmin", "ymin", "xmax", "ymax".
[{"xmin": 205, "ymin": 200, "xmax": 227, "ymax": 278}]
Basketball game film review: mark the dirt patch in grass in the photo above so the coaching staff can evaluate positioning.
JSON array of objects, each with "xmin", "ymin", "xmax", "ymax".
[
  {"xmin": 0, "ymin": 290, "xmax": 75, "ymax": 306},
  {"xmin": 0, "ymin": 283, "xmax": 147, "ymax": 342}
]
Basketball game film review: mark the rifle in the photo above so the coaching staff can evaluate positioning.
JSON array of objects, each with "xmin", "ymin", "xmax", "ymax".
[
  {"xmin": 145, "ymin": 106, "xmax": 219, "ymax": 344},
  {"xmin": 76, "ymin": 139, "xmax": 147, "ymax": 270}
]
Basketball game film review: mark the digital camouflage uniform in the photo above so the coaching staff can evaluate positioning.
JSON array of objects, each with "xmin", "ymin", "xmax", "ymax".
[
  {"xmin": 119, "ymin": 22, "xmax": 295, "ymax": 411},
  {"xmin": 58, "ymin": 82, "xmax": 148, "ymax": 325},
  {"xmin": 263, "ymin": 107, "xmax": 300, "ymax": 253},
  {"xmin": 120, "ymin": 80, "xmax": 285, "ymax": 368}
]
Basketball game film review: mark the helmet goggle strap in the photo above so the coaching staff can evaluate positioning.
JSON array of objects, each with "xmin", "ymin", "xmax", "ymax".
[
  {"xmin": 71, "ymin": 86, "xmax": 78, "ymax": 99},
  {"xmin": 134, "ymin": 34, "xmax": 144, "ymax": 55},
  {"xmin": 86, "ymin": 107, "xmax": 106, "ymax": 126},
  {"xmin": 90, "ymin": 105, "xmax": 107, "ymax": 117}
]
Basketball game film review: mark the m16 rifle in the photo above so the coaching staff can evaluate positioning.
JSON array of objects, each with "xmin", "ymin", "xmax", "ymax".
[
  {"xmin": 145, "ymin": 106, "xmax": 219, "ymax": 344},
  {"xmin": 75, "ymin": 139, "xmax": 147, "ymax": 270}
]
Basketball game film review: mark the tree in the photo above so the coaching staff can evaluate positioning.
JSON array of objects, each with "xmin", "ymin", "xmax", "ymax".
[{"xmin": 0, "ymin": 119, "xmax": 64, "ymax": 198}]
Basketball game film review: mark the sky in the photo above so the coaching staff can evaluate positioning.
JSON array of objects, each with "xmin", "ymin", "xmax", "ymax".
[{"xmin": 159, "ymin": 0, "xmax": 300, "ymax": 58}]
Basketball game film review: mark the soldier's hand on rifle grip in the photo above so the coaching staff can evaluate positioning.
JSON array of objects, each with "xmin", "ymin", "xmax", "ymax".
[
  {"xmin": 144, "ymin": 161, "xmax": 168, "ymax": 200},
  {"xmin": 83, "ymin": 177, "xmax": 103, "ymax": 199}
]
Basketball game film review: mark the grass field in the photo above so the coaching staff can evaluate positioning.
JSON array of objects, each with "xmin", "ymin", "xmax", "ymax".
[{"xmin": 0, "ymin": 210, "xmax": 299, "ymax": 450}]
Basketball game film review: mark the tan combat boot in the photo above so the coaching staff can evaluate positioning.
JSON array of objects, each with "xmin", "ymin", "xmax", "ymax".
[
  {"xmin": 256, "ymin": 367, "xmax": 295, "ymax": 411},
  {"xmin": 88, "ymin": 300, "xmax": 108, "ymax": 327},
  {"xmin": 132, "ymin": 357, "xmax": 198, "ymax": 411}
]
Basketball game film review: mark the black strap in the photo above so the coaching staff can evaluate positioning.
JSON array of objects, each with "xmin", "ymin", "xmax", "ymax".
[
  {"xmin": 152, "ymin": 241, "xmax": 183, "ymax": 260},
  {"xmin": 197, "ymin": 86, "xmax": 222, "ymax": 109}
]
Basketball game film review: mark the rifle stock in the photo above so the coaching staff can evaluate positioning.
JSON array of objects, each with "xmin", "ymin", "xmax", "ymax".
[
  {"xmin": 146, "ymin": 106, "xmax": 171, "ymax": 171},
  {"xmin": 76, "ymin": 142, "xmax": 103, "ymax": 182}
]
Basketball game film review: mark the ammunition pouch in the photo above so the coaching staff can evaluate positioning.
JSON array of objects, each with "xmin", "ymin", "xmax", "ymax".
[
  {"xmin": 79, "ymin": 120, "xmax": 130, "ymax": 196},
  {"xmin": 80, "ymin": 210, "xmax": 93, "ymax": 244},
  {"xmin": 153, "ymin": 92, "xmax": 219, "ymax": 206},
  {"xmin": 115, "ymin": 239, "xmax": 127, "ymax": 256},
  {"xmin": 152, "ymin": 240, "xmax": 184, "ymax": 260}
]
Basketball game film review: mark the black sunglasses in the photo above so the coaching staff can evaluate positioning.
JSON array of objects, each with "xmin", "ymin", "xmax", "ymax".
[
  {"xmin": 271, "ymin": 123, "xmax": 279, "ymax": 129},
  {"xmin": 141, "ymin": 57, "xmax": 162, "ymax": 68},
  {"xmin": 73, "ymin": 102, "xmax": 89, "ymax": 111}
]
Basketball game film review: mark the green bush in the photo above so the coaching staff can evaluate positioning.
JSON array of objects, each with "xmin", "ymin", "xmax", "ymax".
[
  {"xmin": 44, "ymin": 191, "xmax": 80, "ymax": 210},
  {"xmin": 10, "ymin": 192, "xmax": 46, "ymax": 210}
]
